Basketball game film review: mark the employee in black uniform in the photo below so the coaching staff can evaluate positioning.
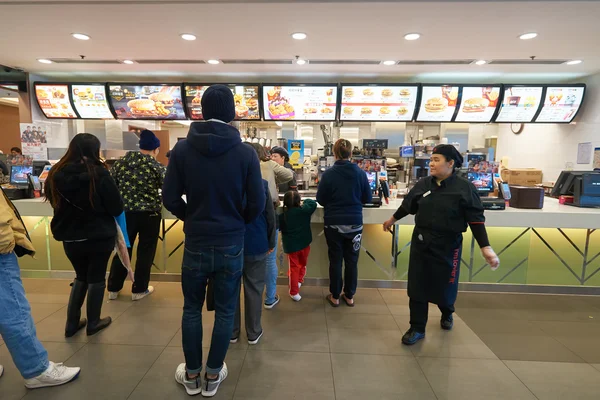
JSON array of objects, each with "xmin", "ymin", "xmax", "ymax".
[{"xmin": 383, "ymin": 145, "xmax": 500, "ymax": 345}]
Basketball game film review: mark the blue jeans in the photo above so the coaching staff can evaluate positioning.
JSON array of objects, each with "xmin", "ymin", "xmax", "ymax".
[
  {"xmin": 0, "ymin": 252, "xmax": 49, "ymax": 379},
  {"xmin": 264, "ymin": 230, "xmax": 279, "ymax": 304},
  {"xmin": 181, "ymin": 244, "xmax": 243, "ymax": 375}
]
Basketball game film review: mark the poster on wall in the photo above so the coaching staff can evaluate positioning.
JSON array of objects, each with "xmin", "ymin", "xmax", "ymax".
[
  {"xmin": 184, "ymin": 85, "xmax": 260, "ymax": 120},
  {"xmin": 108, "ymin": 84, "xmax": 186, "ymax": 120},
  {"xmin": 340, "ymin": 85, "xmax": 419, "ymax": 121},
  {"xmin": 263, "ymin": 85, "xmax": 338, "ymax": 121},
  {"xmin": 287, "ymin": 140, "xmax": 304, "ymax": 168},
  {"xmin": 34, "ymin": 84, "xmax": 78, "ymax": 119},
  {"xmin": 535, "ymin": 86, "xmax": 586, "ymax": 123},
  {"xmin": 416, "ymin": 85, "xmax": 459, "ymax": 122},
  {"xmin": 494, "ymin": 86, "xmax": 543, "ymax": 123},
  {"xmin": 19, "ymin": 123, "xmax": 49, "ymax": 160},
  {"xmin": 454, "ymin": 86, "xmax": 501, "ymax": 122}
]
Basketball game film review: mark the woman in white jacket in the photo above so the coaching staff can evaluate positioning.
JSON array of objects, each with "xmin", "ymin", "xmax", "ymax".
[{"xmin": 245, "ymin": 143, "xmax": 293, "ymax": 309}]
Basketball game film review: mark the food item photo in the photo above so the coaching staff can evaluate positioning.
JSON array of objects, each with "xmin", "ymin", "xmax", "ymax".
[
  {"xmin": 397, "ymin": 107, "xmax": 408, "ymax": 115},
  {"xmin": 363, "ymin": 88, "xmax": 374, "ymax": 96},
  {"xmin": 127, "ymin": 99, "xmax": 159, "ymax": 117},
  {"xmin": 344, "ymin": 88, "xmax": 355, "ymax": 97},
  {"xmin": 424, "ymin": 97, "xmax": 448, "ymax": 113},
  {"xmin": 361, "ymin": 107, "xmax": 373, "ymax": 115},
  {"xmin": 381, "ymin": 88, "xmax": 394, "ymax": 98},
  {"xmin": 343, "ymin": 106, "xmax": 354, "ymax": 114},
  {"xmin": 380, "ymin": 106, "xmax": 391, "ymax": 114},
  {"xmin": 399, "ymin": 88, "xmax": 411, "ymax": 97},
  {"xmin": 462, "ymin": 97, "xmax": 490, "ymax": 113},
  {"xmin": 149, "ymin": 92, "xmax": 175, "ymax": 106}
]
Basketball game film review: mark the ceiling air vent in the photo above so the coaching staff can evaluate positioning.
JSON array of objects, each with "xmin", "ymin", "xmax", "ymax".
[
  {"xmin": 135, "ymin": 60, "xmax": 205, "ymax": 64},
  {"xmin": 489, "ymin": 59, "xmax": 568, "ymax": 65},
  {"xmin": 50, "ymin": 59, "xmax": 122, "ymax": 64},
  {"xmin": 221, "ymin": 59, "xmax": 293, "ymax": 65},
  {"xmin": 309, "ymin": 60, "xmax": 381, "ymax": 65}
]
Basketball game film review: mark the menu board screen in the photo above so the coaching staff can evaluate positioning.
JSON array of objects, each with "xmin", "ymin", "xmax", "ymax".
[
  {"xmin": 108, "ymin": 85, "xmax": 185, "ymax": 120},
  {"xmin": 416, "ymin": 86, "xmax": 459, "ymax": 122},
  {"xmin": 185, "ymin": 85, "xmax": 260, "ymax": 120},
  {"xmin": 263, "ymin": 85, "xmax": 337, "ymax": 121},
  {"xmin": 340, "ymin": 85, "xmax": 418, "ymax": 121},
  {"xmin": 454, "ymin": 86, "xmax": 501, "ymax": 122},
  {"xmin": 494, "ymin": 86, "xmax": 543, "ymax": 123},
  {"xmin": 535, "ymin": 86, "xmax": 585, "ymax": 123},
  {"xmin": 35, "ymin": 84, "xmax": 78, "ymax": 119},
  {"xmin": 71, "ymin": 85, "xmax": 114, "ymax": 119}
]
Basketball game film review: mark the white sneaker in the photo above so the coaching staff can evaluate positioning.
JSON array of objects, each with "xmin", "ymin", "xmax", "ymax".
[
  {"xmin": 24, "ymin": 361, "xmax": 80, "ymax": 389},
  {"xmin": 230, "ymin": 337, "xmax": 239, "ymax": 344},
  {"xmin": 132, "ymin": 286, "xmax": 154, "ymax": 301},
  {"xmin": 263, "ymin": 294, "xmax": 280, "ymax": 310},
  {"xmin": 290, "ymin": 294, "xmax": 302, "ymax": 302},
  {"xmin": 0, "ymin": 364, "xmax": 4, "ymax": 378},
  {"xmin": 202, "ymin": 363, "xmax": 228, "ymax": 397},
  {"xmin": 248, "ymin": 331, "xmax": 263, "ymax": 345},
  {"xmin": 108, "ymin": 291, "xmax": 119, "ymax": 300},
  {"xmin": 175, "ymin": 363, "xmax": 202, "ymax": 396}
]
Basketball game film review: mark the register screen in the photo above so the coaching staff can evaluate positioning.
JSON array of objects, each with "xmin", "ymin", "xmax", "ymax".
[{"xmin": 10, "ymin": 165, "xmax": 33, "ymax": 184}]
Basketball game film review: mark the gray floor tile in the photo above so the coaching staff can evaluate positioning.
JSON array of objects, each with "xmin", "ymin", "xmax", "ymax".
[
  {"xmin": 326, "ymin": 312, "xmax": 400, "ymax": 330},
  {"xmin": 128, "ymin": 347, "xmax": 246, "ymax": 400},
  {"xmin": 89, "ymin": 306, "xmax": 181, "ymax": 346},
  {"xmin": 22, "ymin": 343, "xmax": 162, "ymax": 400},
  {"xmin": 34, "ymin": 310, "xmax": 89, "ymax": 343},
  {"xmin": 331, "ymin": 353, "xmax": 436, "ymax": 400},
  {"xmin": 0, "ymin": 341, "xmax": 85, "ymax": 400},
  {"xmin": 398, "ymin": 316, "xmax": 498, "ymax": 360},
  {"xmin": 255, "ymin": 310, "xmax": 329, "ymax": 353},
  {"xmin": 130, "ymin": 282, "xmax": 184, "ymax": 308},
  {"xmin": 270, "ymin": 286, "xmax": 327, "ymax": 313},
  {"xmin": 418, "ymin": 357, "xmax": 537, "ymax": 400},
  {"xmin": 30, "ymin": 303, "xmax": 65, "ymax": 323},
  {"xmin": 324, "ymin": 288, "xmax": 390, "ymax": 315},
  {"xmin": 378, "ymin": 288, "xmax": 410, "ymax": 305},
  {"xmin": 506, "ymin": 360, "xmax": 600, "ymax": 400},
  {"xmin": 234, "ymin": 350, "xmax": 335, "ymax": 400},
  {"xmin": 328, "ymin": 326, "xmax": 412, "ymax": 356}
]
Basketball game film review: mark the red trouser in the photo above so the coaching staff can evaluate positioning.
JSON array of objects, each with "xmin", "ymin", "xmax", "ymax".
[{"xmin": 287, "ymin": 246, "xmax": 310, "ymax": 296}]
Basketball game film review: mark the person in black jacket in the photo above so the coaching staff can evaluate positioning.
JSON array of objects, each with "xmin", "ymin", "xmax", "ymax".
[
  {"xmin": 317, "ymin": 139, "xmax": 372, "ymax": 308},
  {"xmin": 45, "ymin": 133, "xmax": 124, "ymax": 337}
]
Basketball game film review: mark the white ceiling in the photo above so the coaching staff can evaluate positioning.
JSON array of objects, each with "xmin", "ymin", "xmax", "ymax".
[{"xmin": 1, "ymin": 0, "xmax": 599, "ymax": 83}]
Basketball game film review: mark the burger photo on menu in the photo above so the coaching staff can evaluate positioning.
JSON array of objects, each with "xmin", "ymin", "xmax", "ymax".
[
  {"xmin": 343, "ymin": 106, "xmax": 354, "ymax": 115},
  {"xmin": 398, "ymin": 107, "xmax": 408, "ymax": 115},
  {"xmin": 109, "ymin": 85, "xmax": 185, "ymax": 120},
  {"xmin": 424, "ymin": 97, "xmax": 448, "ymax": 113},
  {"xmin": 380, "ymin": 106, "xmax": 391, "ymax": 115},
  {"xmin": 399, "ymin": 88, "xmax": 411, "ymax": 97},
  {"xmin": 381, "ymin": 88, "xmax": 394, "ymax": 98},
  {"xmin": 149, "ymin": 92, "xmax": 175, "ymax": 106},
  {"xmin": 363, "ymin": 88, "xmax": 374, "ymax": 96},
  {"xmin": 361, "ymin": 107, "xmax": 373, "ymax": 115},
  {"xmin": 462, "ymin": 97, "xmax": 490, "ymax": 113},
  {"xmin": 344, "ymin": 88, "xmax": 355, "ymax": 98}
]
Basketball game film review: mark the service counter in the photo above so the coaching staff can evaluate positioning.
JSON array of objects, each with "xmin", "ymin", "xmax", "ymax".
[{"xmin": 13, "ymin": 197, "xmax": 600, "ymax": 293}]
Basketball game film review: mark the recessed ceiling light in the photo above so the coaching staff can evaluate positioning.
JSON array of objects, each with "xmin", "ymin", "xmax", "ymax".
[
  {"xmin": 295, "ymin": 58, "xmax": 307, "ymax": 65},
  {"xmin": 180, "ymin": 33, "xmax": 197, "ymax": 41},
  {"xmin": 404, "ymin": 33, "xmax": 421, "ymax": 41},
  {"xmin": 519, "ymin": 32, "xmax": 538, "ymax": 40},
  {"xmin": 565, "ymin": 59, "xmax": 583, "ymax": 65},
  {"xmin": 475, "ymin": 59, "xmax": 487, "ymax": 65},
  {"xmin": 207, "ymin": 59, "xmax": 220, "ymax": 65},
  {"xmin": 122, "ymin": 59, "xmax": 134, "ymax": 64},
  {"xmin": 72, "ymin": 33, "xmax": 90, "ymax": 40},
  {"xmin": 382, "ymin": 60, "xmax": 397, "ymax": 66},
  {"xmin": 291, "ymin": 32, "xmax": 307, "ymax": 40},
  {"xmin": 37, "ymin": 59, "xmax": 53, "ymax": 64}
]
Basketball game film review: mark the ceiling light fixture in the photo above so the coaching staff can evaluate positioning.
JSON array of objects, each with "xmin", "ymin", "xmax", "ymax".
[
  {"xmin": 296, "ymin": 58, "xmax": 307, "ymax": 65},
  {"xmin": 291, "ymin": 32, "xmax": 307, "ymax": 40},
  {"xmin": 404, "ymin": 33, "xmax": 421, "ymax": 41},
  {"xmin": 37, "ymin": 59, "xmax": 53, "ymax": 64},
  {"xmin": 565, "ymin": 59, "xmax": 583, "ymax": 65},
  {"xmin": 122, "ymin": 59, "xmax": 134, "ymax": 64},
  {"xmin": 382, "ymin": 60, "xmax": 397, "ymax": 66},
  {"xmin": 519, "ymin": 32, "xmax": 538, "ymax": 40},
  {"xmin": 475, "ymin": 59, "xmax": 488, "ymax": 65},
  {"xmin": 207, "ymin": 59, "xmax": 220, "ymax": 65},
  {"xmin": 180, "ymin": 33, "xmax": 197, "ymax": 41},
  {"xmin": 72, "ymin": 33, "xmax": 90, "ymax": 40}
]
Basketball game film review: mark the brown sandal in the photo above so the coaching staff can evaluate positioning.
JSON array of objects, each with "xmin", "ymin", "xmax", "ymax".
[
  {"xmin": 326, "ymin": 294, "xmax": 340, "ymax": 308},
  {"xmin": 342, "ymin": 294, "xmax": 355, "ymax": 307}
]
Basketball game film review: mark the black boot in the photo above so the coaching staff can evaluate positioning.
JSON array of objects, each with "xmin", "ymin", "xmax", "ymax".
[
  {"xmin": 86, "ymin": 282, "xmax": 112, "ymax": 336},
  {"xmin": 65, "ymin": 279, "xmax": 88, "ymax": 338},
  {"xmin": 441, "ymin": 314, "xmax": 454, "ymax": 331}
]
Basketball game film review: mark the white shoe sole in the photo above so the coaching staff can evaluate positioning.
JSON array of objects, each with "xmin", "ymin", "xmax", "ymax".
[
  {"xmin": 230, "ymin": 338, "xmax": 239, "ymax": 344},
  {"xmin": 108, "ymin": 292, "xmax": 119, "ymax": 300},
  {"xmin": 24, "ymin": 370, "xmax": 80, "ymax": 389},
  {"xmin": 248, "ymin": 331, "xmax": 263, "ymax": 345},
  {"xmin": 263, "ymin": 297, "xmax": 280, "ymax": 310},
  {"xmin": 175, "ymin": 374, "xmax": 202, "ymax": 395},
  {"xmin": 132, "ymin": 287, "xmax": 155, "ymax": 301},
  {"xmin": 290, "ymin": 295, "xmax": 302, "ymax": 302}
]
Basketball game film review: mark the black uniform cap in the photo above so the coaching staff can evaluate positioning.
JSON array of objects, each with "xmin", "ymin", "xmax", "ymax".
[{"xmin": 432, "ymin": 144, "xmax": 463, "ymax": 169}]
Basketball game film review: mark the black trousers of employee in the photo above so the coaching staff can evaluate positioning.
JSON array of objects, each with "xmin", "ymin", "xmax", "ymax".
[
  {"xmin": 325, "ymin": 227, "xmax": 362, "ymax": 300},
  {"xmin": 63, "ymin": 238, "xmax": 115, "ymax": 284},
  {"xmin": 108, "ymin": 211, "xmax": 161, "ymax": 294},
  {"xmin": 410, "ymin": 299, "xmax": 455, "ymax": 333}
]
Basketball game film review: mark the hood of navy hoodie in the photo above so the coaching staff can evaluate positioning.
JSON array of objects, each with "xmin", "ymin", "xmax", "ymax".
[
  {"xmin": 330, "ymin": 160, "xmax": 363, "ymax": 178},
  {"xmin": 186, "ymin": 121, "xmax": 241, "ymax": 157}
]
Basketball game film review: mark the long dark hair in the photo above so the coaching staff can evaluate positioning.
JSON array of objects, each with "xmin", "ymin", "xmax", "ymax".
[
  {"xmin": 244, "ymin": 142, "xmax": 270, "ymax": 162},
  {"xmin": 46, "ymin": 133, "xmax": 106, "ymax": 209},
  {"xmin": 283, "ymin": 190, "xmax": 301, "ymax": 215}
]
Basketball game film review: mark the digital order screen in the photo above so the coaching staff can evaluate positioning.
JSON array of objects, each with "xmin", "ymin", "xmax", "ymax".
[
  {"xmin": 340, "ymin": 85, "xmax": 418, "ymax": 121},
  {"xmin": 263, "ymin": 85, "xmax": 338, "ymax": 121}
]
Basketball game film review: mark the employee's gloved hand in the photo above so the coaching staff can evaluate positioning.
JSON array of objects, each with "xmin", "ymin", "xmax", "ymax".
[
  {"xmin": 383, "ymin": 217, "xmax": 397, "ymax": 232},
  {"xmin": 481, "ymin": 246, "xmax": 500, "ymax": 270}
]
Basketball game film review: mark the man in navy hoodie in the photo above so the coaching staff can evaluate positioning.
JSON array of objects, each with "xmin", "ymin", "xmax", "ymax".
[{"xmin": 163, "ymin": 85, "xmax": 265, "ymax": 397}]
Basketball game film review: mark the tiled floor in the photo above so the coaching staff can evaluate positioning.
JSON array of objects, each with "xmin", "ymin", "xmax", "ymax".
[{"xmin": 2, "ymin": 280, "xmax": 600, "ymax": 399}]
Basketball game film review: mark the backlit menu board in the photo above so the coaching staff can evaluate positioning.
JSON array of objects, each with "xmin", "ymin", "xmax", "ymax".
[
  {"xmin": 340, "ymin": 85, "xmax": 418, "ymax": 121},
  {"xmin": 454, "ymin": 86, "xmax": 501, "ymax": 123},
  {"xmin": 185, "ymin": 85, "xmax": 260, "ymax": 120},
  {"xmin": 263, "ymin": 85, "xmax": 337, "ymax": 121},
  {"xmin": 71, "ymin": 85, "xmax": 114, "ymax": 119},
  {"xmin": 416, "ymin": 85, "xmax": 459, "ymax": 122},
  {"xmin": 108, "ymin": 84, "xmax": 186, "ymax": 120},
  {"xmin": 494, "ymin": 86, "xmax": 543, "ymax": 123},
  {"xmin": 35, "ymin": 84, "xmax": 78, "ymax": 119},
  {"xmin": 535, "ymin": 86, "xmax": 585, "ymax": 123}
]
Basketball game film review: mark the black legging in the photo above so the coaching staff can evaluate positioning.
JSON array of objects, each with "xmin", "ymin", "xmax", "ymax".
[{"xmin": 63, "ymin": 238, "xmax": 114, "ymax": 284}]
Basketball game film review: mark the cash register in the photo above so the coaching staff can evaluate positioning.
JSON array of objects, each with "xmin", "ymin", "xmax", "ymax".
[
  {"xmin": 363, "ymin": 171, "xmax": 382, "ymax": 208},
  {"xmin": 3, "ymin": 165, "xmax": 34, "ymax": 200},
  {"xmin": 467, "ymin": 170, "xmax": 505, "ymax": 210}
]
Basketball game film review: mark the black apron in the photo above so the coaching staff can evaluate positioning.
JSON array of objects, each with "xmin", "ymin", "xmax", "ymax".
[{"xmin": 408, "ymin": 228, "xmax": 462, "ymax": 306}]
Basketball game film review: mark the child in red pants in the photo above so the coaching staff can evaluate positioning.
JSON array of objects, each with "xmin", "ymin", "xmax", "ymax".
[{"xmin": 279, "ymin": 191, "xmax": 317, "ymax": 301}]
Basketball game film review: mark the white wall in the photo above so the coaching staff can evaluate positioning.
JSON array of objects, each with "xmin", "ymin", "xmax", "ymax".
[{"xmin": 496, "ymin": 72, "xmax": 600, "ymax": 182}]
